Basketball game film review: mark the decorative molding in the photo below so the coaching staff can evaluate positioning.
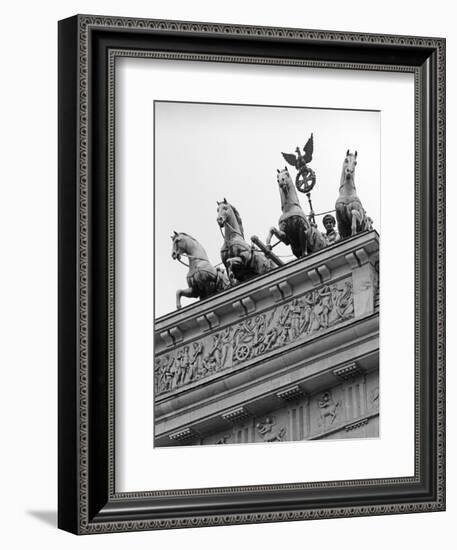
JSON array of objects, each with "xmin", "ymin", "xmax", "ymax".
[
  {"xmin": 307, "ymin": 264, "xmax": 331, "ymax": 285},
  {"xmin": 307, "ymin": 268, "xmax": 321, "ymax": 286},
  {"xmin": 232, "ymin": 300, "xmax": 244, "ymax": 316},
  {"xmin": 160, "ymin": 327, "xmax": 184, "ymax": 346},
  {"xmin": 269, "ymin": 284, "xmax": 283, "ymax": 302},
  {"xmin": 197, "ymin": 312, "xmax": 220, "ymax": 331},
  {"xmin": 221, "ymin": 406, "xmax": 251, "ymax": 424},
  {"xmin": 318, "ymin": 264, "xmax": 331, "ymax": 282},
  {"xmin": 242, "ymin": 297, "xmax": 256, "ymax": 314},
  {"xmin": 333, "ymin": 361, "xmax": 364, "ymax": 380},
  {"xmin": 80, "ymin": 14, "xmax": 445, "ymax": 51},
  {"xmin": 168, "ymin": 427, "xmax": 198, "ymax": 442},
  {"xmin": 160, "ymin": 330, "xmax": 174, "ymax": 347},
  {"xmin": 354, "ymin": 248, "xmax": 369, "ymax": 266},
  {"xmin": 344, "ymin": 252, "xmax": 360, "ymax": 269},
  {"xmin": 196, "ymin": 315, "xmax": 211, "ymax": 331},
  {"xmin": 276, "ymin": 385, "xmax": 304, "ymax": 401},
  {"xmin": 233, "ymin": 297, "xmax": 256, "ymax": 316},
  {"xmin": 269, "ymin": 281, "xmax": 293, "ymax": 302},
  {"xmin": 206, "ymin": 311, "xmax": 220, "ymax": 329},
  {"xmin": 345, "ymin": 418, "xmax": 369, "ymax": 432},
  {"xmin": 345, "ymin": 248, "xmax": 370, "ymax": 269},
  {"xmin": 169, "ymin": 326, "xmax": 183, "ymax": 344},
  {"xmin": 279, "ymin": 281, "xmax": 293, "ymax": 298}
]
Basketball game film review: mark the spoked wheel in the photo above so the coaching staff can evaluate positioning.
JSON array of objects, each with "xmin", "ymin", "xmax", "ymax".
[
  {"xmin": 235, "ymin": 344, "xmax": 250, "ymax": 362},
  {"xmin": 295, "ymin": 167, "xmax": 316, "ymax": 194}
]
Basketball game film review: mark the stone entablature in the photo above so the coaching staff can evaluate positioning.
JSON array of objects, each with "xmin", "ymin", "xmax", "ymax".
[
  {"xmin": 154, "ymin": 231, "xmax": 379, "ymax": 447},
  {"xmin": 156, "ymin": 232, "xmax": 378, "ymax": 341},
  {"xmin": 155, "ymin": 316, "xmax": 378, "ymax": 441},
  {"xmin": 163, "ymin": 368, "xmax": 379, "ymax": 446},
  {"xmin": 155, "ymin": 277, "xmax": 354, "ymax": 395},
  {"xmin": 154, "ymin": 231, "xmax": 379, "ymax": 397}
]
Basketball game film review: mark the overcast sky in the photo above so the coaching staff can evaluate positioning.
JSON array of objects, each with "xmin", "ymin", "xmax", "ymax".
[{"xmin": 154, "ymin": 101, "xmax": 380, "ymax": 317}]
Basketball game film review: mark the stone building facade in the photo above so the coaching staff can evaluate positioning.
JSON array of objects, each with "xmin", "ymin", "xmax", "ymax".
[{"xmin": 154, "ymin": 230, "xmax": 379, "ymax": 446}]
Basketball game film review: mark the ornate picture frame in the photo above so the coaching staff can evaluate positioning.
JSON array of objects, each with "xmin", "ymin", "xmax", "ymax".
[{"xmin": 58, "ymin": 14, "xmax": 445, "ymax": 534}]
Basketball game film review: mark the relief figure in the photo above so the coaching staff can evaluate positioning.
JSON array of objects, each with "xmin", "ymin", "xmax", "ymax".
[
  {"xmin": 256, "ymin": 417, "xmax": 287, "ymax": 442},
  {"xmin": 155, "ymin": 279, "xmax": 354, "ymax": 395},
  {"xmin": 318, "ymin": 391, "xmax": 341, "ymax": 427}
]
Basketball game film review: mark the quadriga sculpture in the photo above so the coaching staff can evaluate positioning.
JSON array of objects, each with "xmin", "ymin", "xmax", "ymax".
[
  {"xmin": 266, "ymin": 167, "xmax": 326, "ymax": 258},
  {"xmin": 335, "ymin": 150, "xmax": 371, "ymax": 238},
  {"xmin": 171, "ymin": 231, "xmax": 229, "ymax": 309},
  {"xmin": 217, "ymin": 198, "xmax": 275, "ymax": 284}
]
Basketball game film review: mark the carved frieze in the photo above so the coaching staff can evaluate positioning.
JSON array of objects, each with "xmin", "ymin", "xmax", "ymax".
[
  {"xmin": 193, "ymin": 370, "xmax": 379, "ymax": 446},
  {"xmin": 369, "ymin": 386, "xmax": 379, "ymax": 409},
  {"xmin": 318, "ymin": 391, "xmax": 341, "ymax": 427},
  {"xmin": 256, "ymin": 417, "xmax": 287, "ymax": 442},
  {"xmin": 155, "ymin": 279, "xmax": 354, "ymax": 395}
]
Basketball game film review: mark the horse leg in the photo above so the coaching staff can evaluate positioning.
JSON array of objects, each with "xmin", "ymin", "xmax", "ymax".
[
  {"xmin": 336, "ymin": 205, "xmax": 349, "ymax": 239},
  {"xmin": 266, "ymin": 226, "xmax": 288, "ymax": 249},
  {"xmin": 176, "ymin": 287, "xmax": 197, "ymax": 309},
  {"xmin": 296, "ymin": 219, "xmax": 308, "ymax": 258},
  {"xmin": 225, "ymin": 258, "xmax": 241, "ymax": 285},
  {"xmin": 351, "ymin": 210, "xmax": 362, "ymax": 236},
  {"xmin": 294, "ymin": 233, "xmax": 305, "ymax": 258}
]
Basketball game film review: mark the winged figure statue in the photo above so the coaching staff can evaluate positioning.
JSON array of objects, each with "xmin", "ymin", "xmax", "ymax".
[{"xmin": 281, "ymin": 133, "xmax": 316, "ymax": 194}]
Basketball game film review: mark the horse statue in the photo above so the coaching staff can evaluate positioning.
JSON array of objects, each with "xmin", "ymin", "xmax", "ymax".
[
  {"xmin": 335, "ymin": 150, "xmax": 371, "ymax": 238},
  {"xmin": 217, "ymin": 198, "xmax": 275, "ymax": 284},
  {"xmin": 171, "ymin": 231, "xmax": 229, "ymax": 309},
  {"xmin": 266, "ymin": 167, "xmax": 326, "ymax": 258}
]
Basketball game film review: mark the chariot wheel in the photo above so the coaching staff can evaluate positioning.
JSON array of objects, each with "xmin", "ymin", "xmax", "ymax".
[
  {"xmin": 235, "ymin": 344, "xmax": 250, "ymax": 362},
  {"xmin": 295, "ymin": 167, "xmax": 316, "ymax": 194}
]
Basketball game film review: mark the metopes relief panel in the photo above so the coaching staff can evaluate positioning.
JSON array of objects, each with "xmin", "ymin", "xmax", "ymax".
[
  {"xmin": 198, "ymin": 371, "xmax": 379, "ymax": 445},
  {"xmin": 155, "ymin": 277, "xmax": 354, "ymax": 396}
]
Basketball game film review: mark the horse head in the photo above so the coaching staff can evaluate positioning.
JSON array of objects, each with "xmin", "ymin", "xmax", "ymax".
[
  {"xmin": 216, "ymin": 198, "xmax": 230, "ymax": 228},
  {"xmin": 217, "ymin": 198, "xmax": 244, "ymax": 237},
  {"xmin": 342, "ymin": 150, "xmax": 358, "ymax": 183},
  {"xmin": 276, "ymin": 167, "xmax": 293, "ymax": 196},
  {"xmin": 171, "ymin": 231, "xmax": 194, "ymax": 260}
]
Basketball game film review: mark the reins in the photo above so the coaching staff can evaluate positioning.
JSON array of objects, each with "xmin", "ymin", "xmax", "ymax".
[
  {"xmin": 220, "ymin": 220, "xmax": 244, "ymax": 239},
  {"xmin": 175, "ymin": 252, "xmax": 208, "ymax": 269}
]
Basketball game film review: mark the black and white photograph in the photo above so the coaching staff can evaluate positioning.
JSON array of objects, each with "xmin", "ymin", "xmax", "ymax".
[{"xmin": 153, "ymin": 101, "xmax": 380, "ymax": 447}]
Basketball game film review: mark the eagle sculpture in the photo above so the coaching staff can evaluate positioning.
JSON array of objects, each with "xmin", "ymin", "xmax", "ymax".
[
  {"xmin": 281, "ymin": 133, "xmax": 316, "ymax": 195},
  {"xmin": 281, "ymin": 133, "xmax": 314, "ymax": 172}
]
